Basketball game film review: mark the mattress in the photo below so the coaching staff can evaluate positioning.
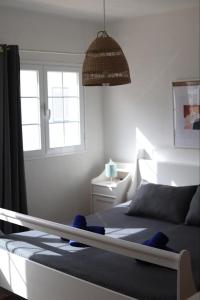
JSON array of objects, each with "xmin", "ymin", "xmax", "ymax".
[{"xmin": 0, "ymin": 202, "xmax": 200, "ymax": 300}]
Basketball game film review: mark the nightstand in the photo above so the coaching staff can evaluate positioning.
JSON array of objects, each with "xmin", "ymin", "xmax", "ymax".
[{"xmin": 91, "ymin": 163, "xmax": 133, "ymax": 213}]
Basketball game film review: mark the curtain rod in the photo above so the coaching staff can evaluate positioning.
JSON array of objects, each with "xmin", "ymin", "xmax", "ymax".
[{"xmin": 20, "ymin": 49, "xmax": 84, "ymax": 56}]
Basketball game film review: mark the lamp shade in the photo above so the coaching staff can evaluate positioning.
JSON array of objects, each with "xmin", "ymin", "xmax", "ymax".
[{"xmin": 82, "ymin": 31, "xmax": 131, "ymax": 86}]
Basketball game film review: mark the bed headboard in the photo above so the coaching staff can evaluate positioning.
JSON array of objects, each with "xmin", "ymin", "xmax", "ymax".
[
  {"xmin": 138, "ymin": 159, "xmax": 200, "ymax": 186},
  {"xmin": 127, "ymin": 158, "xmax": 199, "ymax": 200}
]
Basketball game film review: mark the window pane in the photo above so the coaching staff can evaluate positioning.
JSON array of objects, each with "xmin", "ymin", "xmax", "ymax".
[
  {"xmin": 47, "ymin": 72, "xmax": 62, "ymax": 97},
  {"xmin": 46, "ymin": 68, "xmax": 82, "ymax": 151},
  {"xmin": 63, "ymin": 72, "xmax": 79, "ymax": 97},
  {"xmin": 64, "ymin": 122, "xmax": 80, "ymax": 146},
  {"xmin": 20, "ymin": 70, "xmax": 39, "ymax": 97},
  {"xmin": 22, "ymin": 125, "xmax": 41, "ymax": 151},
  {"xmin": 49, "ymin": 123, "xmax": 64, "ymax": 148},
  {"xmin": 64, "ymin": 98, "xmax": 80, "ymax": 121},
  {"xmin": 21, "ymin": 98, "xmax": 40, "ymax": 125},
  {"xmin": 50, "ymin": 97, "xmax": 64, "ymax": 122},
  {"xmin": 21, "ymin": 68, "xmax": 42, "ymax": 152}
]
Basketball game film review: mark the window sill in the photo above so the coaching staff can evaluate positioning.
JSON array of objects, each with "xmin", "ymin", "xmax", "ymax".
[{"xmin": 23, "ymin": 145, "xmax": 86, "ymax": 161}]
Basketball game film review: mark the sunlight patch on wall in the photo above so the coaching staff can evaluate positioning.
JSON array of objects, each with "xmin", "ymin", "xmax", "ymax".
[{"xmin": 136, "ymin": 127, "xmax": 158, "ymax": 183}]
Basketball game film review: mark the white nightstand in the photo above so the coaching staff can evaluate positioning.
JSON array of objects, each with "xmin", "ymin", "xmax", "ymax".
[{"xmin": 91, "ymin": 163, "xmax": 133, "ymax": 213}]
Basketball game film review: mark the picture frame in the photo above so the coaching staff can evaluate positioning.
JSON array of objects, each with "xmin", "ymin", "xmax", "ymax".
[{"xmin": 172, "ymin": 80, "xmax": 200, "ymax": 149}]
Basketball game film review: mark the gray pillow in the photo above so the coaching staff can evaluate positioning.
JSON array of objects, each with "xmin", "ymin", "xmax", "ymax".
[
  {"xmin": 185, "ymin": 185, "xmax": 200, "ymax": 226},
  {"xmin": 127, "ymin": 182, "xmax": 197, "ymax": 223}
]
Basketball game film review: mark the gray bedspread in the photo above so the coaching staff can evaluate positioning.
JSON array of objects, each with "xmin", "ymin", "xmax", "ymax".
[{"xmin": 0, "ymin": 202, "xmax": 200, "ymax": 300}]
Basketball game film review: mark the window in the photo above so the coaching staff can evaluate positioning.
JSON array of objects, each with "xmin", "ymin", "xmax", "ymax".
[{"xmin": 20, "ymin": 64, "xmax": 85, "ymax": 158}]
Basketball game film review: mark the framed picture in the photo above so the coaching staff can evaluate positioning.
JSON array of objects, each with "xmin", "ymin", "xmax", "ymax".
[{"xmin": 172, "ymin": 80, "xmax": 200, "ymax": 149}]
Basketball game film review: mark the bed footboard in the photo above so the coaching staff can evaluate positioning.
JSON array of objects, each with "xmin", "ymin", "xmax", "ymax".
[
  {"xmin": 0, "ymin": 208, "xmax": 197, "ymax": 300},
  {"xmin": 0, "ymin": 248, "xmax": 135, "ymax": 300}
]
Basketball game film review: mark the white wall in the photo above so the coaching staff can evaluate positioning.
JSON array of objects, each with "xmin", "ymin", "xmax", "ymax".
[
  {"xmin": 0, "ymin": 6, "xmax": 199, "ymax": 223},
  {"xmin": 104, "ymin": 8, "xmax": 200, "ymax": 167},
  {"xmin": 0, "ymin": 7, "xmax": 104, "ymax": 223}
]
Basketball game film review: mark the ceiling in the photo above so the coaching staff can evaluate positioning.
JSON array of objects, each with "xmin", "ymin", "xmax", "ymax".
[{"xmin": 0, "ymin": 0, "xmax": 198, "ymax": 21}]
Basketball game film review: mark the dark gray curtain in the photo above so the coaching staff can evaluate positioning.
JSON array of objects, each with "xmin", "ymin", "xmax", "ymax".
[{"xmin": 0, "ymin": 44, "xmax": 28, "ymax": 233}]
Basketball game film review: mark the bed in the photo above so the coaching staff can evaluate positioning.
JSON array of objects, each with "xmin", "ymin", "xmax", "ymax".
[{"xmin": 0, "ymin": 159, "xmax": 199, "ymax": 300}]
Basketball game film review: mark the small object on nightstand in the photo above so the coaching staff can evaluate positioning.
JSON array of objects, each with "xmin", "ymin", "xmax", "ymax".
[
  {"xmin": 91, "ymin": 162, "xmax": 133, "ymax": 213},
  {"xmin": 105, "ymin": 159, "xmax": 117, "ymax": 182}
]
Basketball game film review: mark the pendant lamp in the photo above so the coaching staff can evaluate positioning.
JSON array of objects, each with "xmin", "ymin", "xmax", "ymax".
[{"xmin": 82, "ymin": 0, "xmax": 131, "ymax": 86}]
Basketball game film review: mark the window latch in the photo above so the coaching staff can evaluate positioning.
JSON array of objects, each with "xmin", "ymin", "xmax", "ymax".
[
  {"xmin": 47, "ymin": 109, "xmax": 51, "ymax": 120},
  {"xmin": 44, "ymin": 104, "xmax": 51, "ymax": 120}
]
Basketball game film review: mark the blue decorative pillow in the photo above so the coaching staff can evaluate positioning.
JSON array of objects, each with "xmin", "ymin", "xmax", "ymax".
[
  {"xmin": 127, "ymin": 182, "xmax": 197, "ymax": 224},
  {"xmin": 61, "ymin": 215, "xmax": 105, "ymax": 247}
]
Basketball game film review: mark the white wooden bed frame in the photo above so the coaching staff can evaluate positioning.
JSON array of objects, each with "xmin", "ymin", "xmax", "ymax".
[
  {"xmin": 0, "ymin": 158, "xmax": 199, "ymax": 300},
  {"xmin": 0, "ymin": 208, "xmax": 197, "ymax": 300}
]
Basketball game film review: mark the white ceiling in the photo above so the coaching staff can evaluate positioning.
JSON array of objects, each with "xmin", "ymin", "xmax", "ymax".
[{"xmin": 0, "ymin": 0, "xmax": 198, "ymax": 21}]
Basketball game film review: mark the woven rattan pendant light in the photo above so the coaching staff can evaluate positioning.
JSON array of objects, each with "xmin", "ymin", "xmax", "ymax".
[{"xmin": 82, "ymin": 0, "xmax": 131, "ymax": 86}]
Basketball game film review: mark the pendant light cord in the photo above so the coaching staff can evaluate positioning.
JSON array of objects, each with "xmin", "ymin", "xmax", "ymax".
[{"xmin": 103, "ymin": 0, "xmax": 106, "ymax": 32}]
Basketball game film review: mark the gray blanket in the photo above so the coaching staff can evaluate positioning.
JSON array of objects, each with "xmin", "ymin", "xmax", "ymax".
[{"xmin": 0, "ymin": 203, "xmax": 200, "ymax": 300}]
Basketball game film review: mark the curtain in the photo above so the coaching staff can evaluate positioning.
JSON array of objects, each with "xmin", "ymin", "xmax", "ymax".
[{"xmin": 0, "ymin": 44, "xmax": 28, "ymax": 233}]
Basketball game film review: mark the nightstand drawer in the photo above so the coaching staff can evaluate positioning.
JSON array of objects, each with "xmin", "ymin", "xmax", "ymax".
[{"xmin": 92, "ymin": 184, "xmax": 116, "ymax": 197}]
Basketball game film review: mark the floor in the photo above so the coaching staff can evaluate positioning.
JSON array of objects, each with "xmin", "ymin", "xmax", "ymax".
[{"xmin": 0, "ymin": 289, "xmax": 24, "ymax": 300}]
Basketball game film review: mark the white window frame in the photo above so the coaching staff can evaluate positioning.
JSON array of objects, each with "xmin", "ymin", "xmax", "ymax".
[
  {"xmin": 21, "ymin": 62, "xmax": 85, "ymax": 160},
  {"xmin": 43, "ymin": 65, "xmax": 85, "ymax": 156}
]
